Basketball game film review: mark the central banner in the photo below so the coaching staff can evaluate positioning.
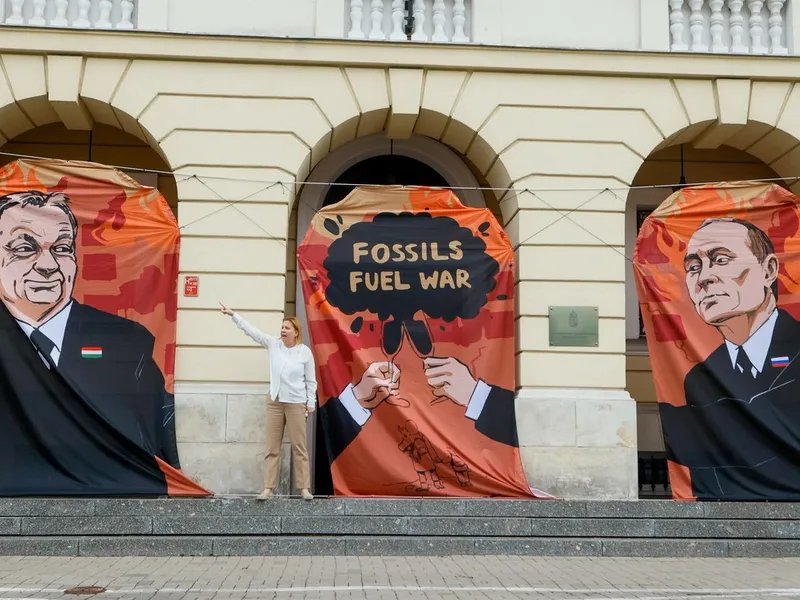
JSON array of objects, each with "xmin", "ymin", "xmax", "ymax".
[{"xmin": 298, "ymin": 187, "xmax": 536, "ymax": 497}]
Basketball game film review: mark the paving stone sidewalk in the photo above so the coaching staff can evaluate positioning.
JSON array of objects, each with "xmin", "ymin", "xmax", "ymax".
[{"xmin": 1, "ymin": 555, "xmax": 800, "ymax": 600}]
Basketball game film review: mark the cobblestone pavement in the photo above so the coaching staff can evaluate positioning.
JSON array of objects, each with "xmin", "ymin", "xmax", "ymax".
[{"xmin": 1, "ymin": 556, "xmax": 800, "ymax": 600}]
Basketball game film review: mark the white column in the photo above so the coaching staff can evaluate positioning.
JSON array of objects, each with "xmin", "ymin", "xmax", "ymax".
[
  {"xmin": 30, "ymin": 0, "xmax": 46, "ymax": 26},
  {"xmin": 347, "ymin": 0, "xmax": 366, "ymax": 38},
  {"xmin": 74, "ymin": 0, "xmax": 91, "ymax": 27},
  {"xmin": 728, "ymin": 0, "xmax": 748, "ymax": 52},
  {"xmin": 117, "ymin": 0, "xmax": 135, "ymax": 29},
  {"xmin": 411, "ymin": 0, "xmax": 427, "ymax": 40},
  {"xmin": 135, "ymin": 0, "xmax": 169, "ymax": 30},
  {"xmin": 96, "ymin": 0, "xmax": 113, "ymax": 28},
  {"xmin": 768, "ymin": 0, "xmax": 788, "ymax": 54},
  {"xmin": 390, "ymin": 0, "xmax": 405, "ymax": 39},
  {"xmin": 452, "ymin": 0, "xmax": 468, "ymax": 42},
  {"xmin": 689, "ymin": 0, "xmax": 709, "ymax": 51},
  {"xmin": 5, "ymin": 0, "xmax": 25, "ymax": 25},
  {"xmin": 669, "ymin": 0, "xmax": 688, "ymax": 51},
  {"xmin": 368, "ymin": 0, "xmax": 385, "ymax": 40},
  {"xmin": 431, "ymin": 0, "xmax": 447, "ymax": 41},
  {"xmin": 51, "ymin": 0, "xmax": 68, "ymax": 26},
  {"xmin": 709, "ymin": 0, "xmax": 729, "ymax": 51},
  {"xmin": 748, "ymin": 0, "xmax": 768, "ymax": 53}
]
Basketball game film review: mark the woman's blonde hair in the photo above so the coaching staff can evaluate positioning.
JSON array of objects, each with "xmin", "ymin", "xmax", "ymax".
[{"xmin": 283, "ymin": 316, "xmax": 303, "ymax": 344}]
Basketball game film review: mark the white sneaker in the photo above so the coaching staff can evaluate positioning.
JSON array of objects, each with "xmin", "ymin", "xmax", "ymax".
[
  {"xmin": 301, "ymin": 489, "xmax": 313, "ymax": 501},
  {"xmin": 256, "ymin": 489, "xmax": 273, "ymax": 501}
]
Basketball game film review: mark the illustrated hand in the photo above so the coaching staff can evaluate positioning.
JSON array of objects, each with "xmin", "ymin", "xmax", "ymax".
[
  {"xmin": 424, "ymin": 357, "xmax": 477, "ymax": 407},
  {"xmin": 219, "ymin": 302, "xmax": 234, "ymax": 316},
  {"xmin": 352, "ymin": 361, "xmax": 401, "ymax": 410}
]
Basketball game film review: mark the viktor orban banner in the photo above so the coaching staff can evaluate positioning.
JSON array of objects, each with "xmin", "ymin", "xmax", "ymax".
[
  {"xmin": 298, "ymin": 186, "xmax": 539, "ymax": 498},
  {"xmin": 0, "ymin": 159, "xmax": 209, "ymax": 497},
  {"xmin": 634, "ymin": 182, "xmax": 800, "ymax": 501}
]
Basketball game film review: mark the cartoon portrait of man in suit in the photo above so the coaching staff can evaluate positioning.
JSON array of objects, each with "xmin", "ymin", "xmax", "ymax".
[
  {"xmin": 0, "ymin": 189, "xmax": 181, "ymax": 494},
  {"xmin": 659, "ymin": 217, "xmax": 800, "ymax": 500}
]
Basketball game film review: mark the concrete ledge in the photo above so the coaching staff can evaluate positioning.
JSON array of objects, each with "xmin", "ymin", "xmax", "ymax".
[
  {"xmin": 22, "ymin": 517, "xmax": 153, "ymax": 536},
  {"xmin": 213, "ymin": 537, "xmax": 346, "ymax": 556},
  {"xmin": 601, "ymin": 539, "xmax": 729, "ymax": 557},
  {"xmin": 3, "ymin": 536, "xmax": 799, "ymax": 557},
  {"xmin": 0, "ymin": 518, "xmax": 20, "ymax": 535},
  {"xmin": 77, "ymin": 536, "xmax": 213, "ymax": 557},
  {"xmin": 407, "ymin": 517, "xmax": 530, "ymax": 536},
  {"xmin": 0, "ymin": 536, "xmax": 78, "ymax": 555},
  {"xmin": 4, "ymin": 498, "xmax": 800, "ymax": 520},
  {"xmin": 281, "ymin": 516, "xmax": 408, "ymax": 535},
  {"xmin": 153, "ymin": 516, "xmax": 281, "ymax": 535}
]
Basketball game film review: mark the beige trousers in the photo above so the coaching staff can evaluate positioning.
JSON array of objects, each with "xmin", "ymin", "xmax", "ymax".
[{"xmin": 264, "ymin": 398, "xmax": 310, "ymax": 490}]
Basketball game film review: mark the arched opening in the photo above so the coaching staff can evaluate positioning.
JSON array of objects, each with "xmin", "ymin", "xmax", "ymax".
[
  {"xmin": 625, "ymin": 141, "xmax": 789, "ymax": 499},
  {"xmin": 0, "ymin": 122, "xmax": 177, "ymax": 216},
  {"xmin": 291, "ymin": 132, "xmax": 500, "ymax": 496},
  {"xmin": 322, "ymin": 155, "xmax": 450, "ymax": 207}
]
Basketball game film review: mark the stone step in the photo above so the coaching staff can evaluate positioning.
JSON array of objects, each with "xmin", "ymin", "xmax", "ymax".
[
  {"xmin": 2, "ymin": 515, "xmax": 799, "ymax": 538},
  {"xmin": 1, "ymin": 499, "xmax": 799, "ymax": 557},
  {"xmin": 2, "ymin": 498, "xmax": 800, "ymax": 520},
  {"xmin": 2, "ymin": 536, "xmax": 800, "ymax": 558}
]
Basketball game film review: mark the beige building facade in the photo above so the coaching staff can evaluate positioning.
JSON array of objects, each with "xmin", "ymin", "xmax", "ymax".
[{"xmin": 2, "ymin": 0, "xmax": 799, "ymax": 499}]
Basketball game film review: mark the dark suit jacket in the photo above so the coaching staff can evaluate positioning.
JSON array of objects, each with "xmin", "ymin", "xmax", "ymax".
[
  {"xmin": 0, "ymin": 301, "xmax": 178, "ymax": 496},
  {"xmin": 320, "ymin": 383, "xmax": 519, "ymax": 463},
  {"xmin": 58, "ymin": 302, "xmax": 180, "ymax": 468},
  {"xmin": 661, "ymin": 309, "xmax": 800, "ymax": 500}
]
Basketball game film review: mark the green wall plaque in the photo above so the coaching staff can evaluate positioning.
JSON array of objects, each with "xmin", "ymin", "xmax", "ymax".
[{"xmin": 548, "ymin": 306, "xmax": 599, "ymax": 347}]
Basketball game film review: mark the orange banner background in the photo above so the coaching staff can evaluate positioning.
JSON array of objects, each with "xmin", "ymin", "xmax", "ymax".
[
  {"xmin": 298, "ymin": 186, "xmax": 534, "ymax": 498},
  {"xmin": 634, "ymin": 182, "xmax": 800, "ymax": 500}
]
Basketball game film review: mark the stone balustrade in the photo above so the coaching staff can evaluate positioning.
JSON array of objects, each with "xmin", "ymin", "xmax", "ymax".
[
  {"xmin": 0, "ymin": 0, "xmax": 797, "ymax": 54},
  {"xmin": 346, "ymin": 0, "xmax": 470, "ymax": 42},
  {"xmin": 669, "ymin": 0, "xmax": 789, "ymax": 54},
  {"xmin": 2, "ymin": 0, "xmax": 135, "ymax": 28}
]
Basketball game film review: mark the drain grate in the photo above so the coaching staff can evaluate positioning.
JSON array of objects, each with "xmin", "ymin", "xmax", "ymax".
[{"xmin": 64, "ymin": 586, "xmax": 106, "ymax": 595}]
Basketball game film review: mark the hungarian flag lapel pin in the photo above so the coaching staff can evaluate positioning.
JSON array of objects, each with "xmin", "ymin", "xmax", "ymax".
[{"xmin": 81, "ymin": 347, "xmax": 103, "ymax": 360}]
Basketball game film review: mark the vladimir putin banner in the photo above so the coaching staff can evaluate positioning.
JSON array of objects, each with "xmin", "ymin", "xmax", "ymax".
[
  {"xmin": 0, "ymin": 159, "xmax": 209, "ymax": 497},
  {"xmin": 634, "ymin": 182, "xmax": 800, "ymax": 501},
  {"xmin": 298, "ymin": 186, "xmax": 540, "ymax": 498}
]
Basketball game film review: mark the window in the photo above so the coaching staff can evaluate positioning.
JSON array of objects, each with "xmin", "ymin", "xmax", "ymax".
[{"xmin": 637, "ymin": 209, "xmax": 654, "ymax": 337}]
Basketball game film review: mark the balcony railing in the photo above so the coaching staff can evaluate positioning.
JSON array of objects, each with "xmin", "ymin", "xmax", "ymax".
[
  {"xmin": 346, "ymin": 0, "xmax": 470, "ymax": 42},
  {"xmin": 2, "ymin": 0, "xmax": 135, "ymax": 28},
  {"xmin": 0, "ymin": 0, "xmax": 794, "ymax": 55},
  {"xmin": 669, "ymin": 0, "xmax": 789, "ymax": 54}
]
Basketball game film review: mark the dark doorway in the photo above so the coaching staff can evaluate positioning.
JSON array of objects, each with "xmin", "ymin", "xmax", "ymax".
[
  {"xmin": 313, "ymin": 153, "xmax": 451, "ymax": 496},
  {"xmin": 322, "ymin": 154, "xmax": 451, "ymax": 207}
]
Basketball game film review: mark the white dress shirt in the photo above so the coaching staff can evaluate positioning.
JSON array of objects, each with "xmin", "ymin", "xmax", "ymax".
[
  {"xmin": 15, "ymin": 301, "xmax": 73, "ymax": 368},
  {"xmin": 724, "ymin": 308, "xmax": 779, "ymax": 378},
  {"xmin": 231, "ymin": 313, "xmax": 318, "ymax": 408}
]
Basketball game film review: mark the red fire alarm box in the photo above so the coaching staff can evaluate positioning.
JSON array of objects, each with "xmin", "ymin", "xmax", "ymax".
[{"xmin": 184, "ymin": 276, "xmax": 199, "ymax": 297}]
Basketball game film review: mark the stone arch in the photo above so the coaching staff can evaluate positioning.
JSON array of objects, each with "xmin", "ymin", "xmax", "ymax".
[
  {"xmin": 624, "ymin": 111, "xmax": 800, "ymax": 467},
  {"xmin": 289, "ymin": 87, "xmax": 518, "ymax": 493},
  {"xmin": 0, "ymin": 54, "xmax": 174, "ymax": 175},
  {"xmin": 290, "ymin": 68, "xmax": 517, "ymax": 224},
  {"xmin": 285, "ymin": 101, "xmax": 517, "ymax": 322}
]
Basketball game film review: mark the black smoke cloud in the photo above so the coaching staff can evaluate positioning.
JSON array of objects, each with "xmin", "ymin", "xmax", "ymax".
[{"xmin": 323, "ymin": 212, "xmax": 499, "ymax": 353}]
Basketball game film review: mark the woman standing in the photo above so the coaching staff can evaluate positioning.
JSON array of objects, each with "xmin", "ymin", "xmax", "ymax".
[{"xmin": 220, "ymin": 303, "xmax": 317, "ymax": 500}]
